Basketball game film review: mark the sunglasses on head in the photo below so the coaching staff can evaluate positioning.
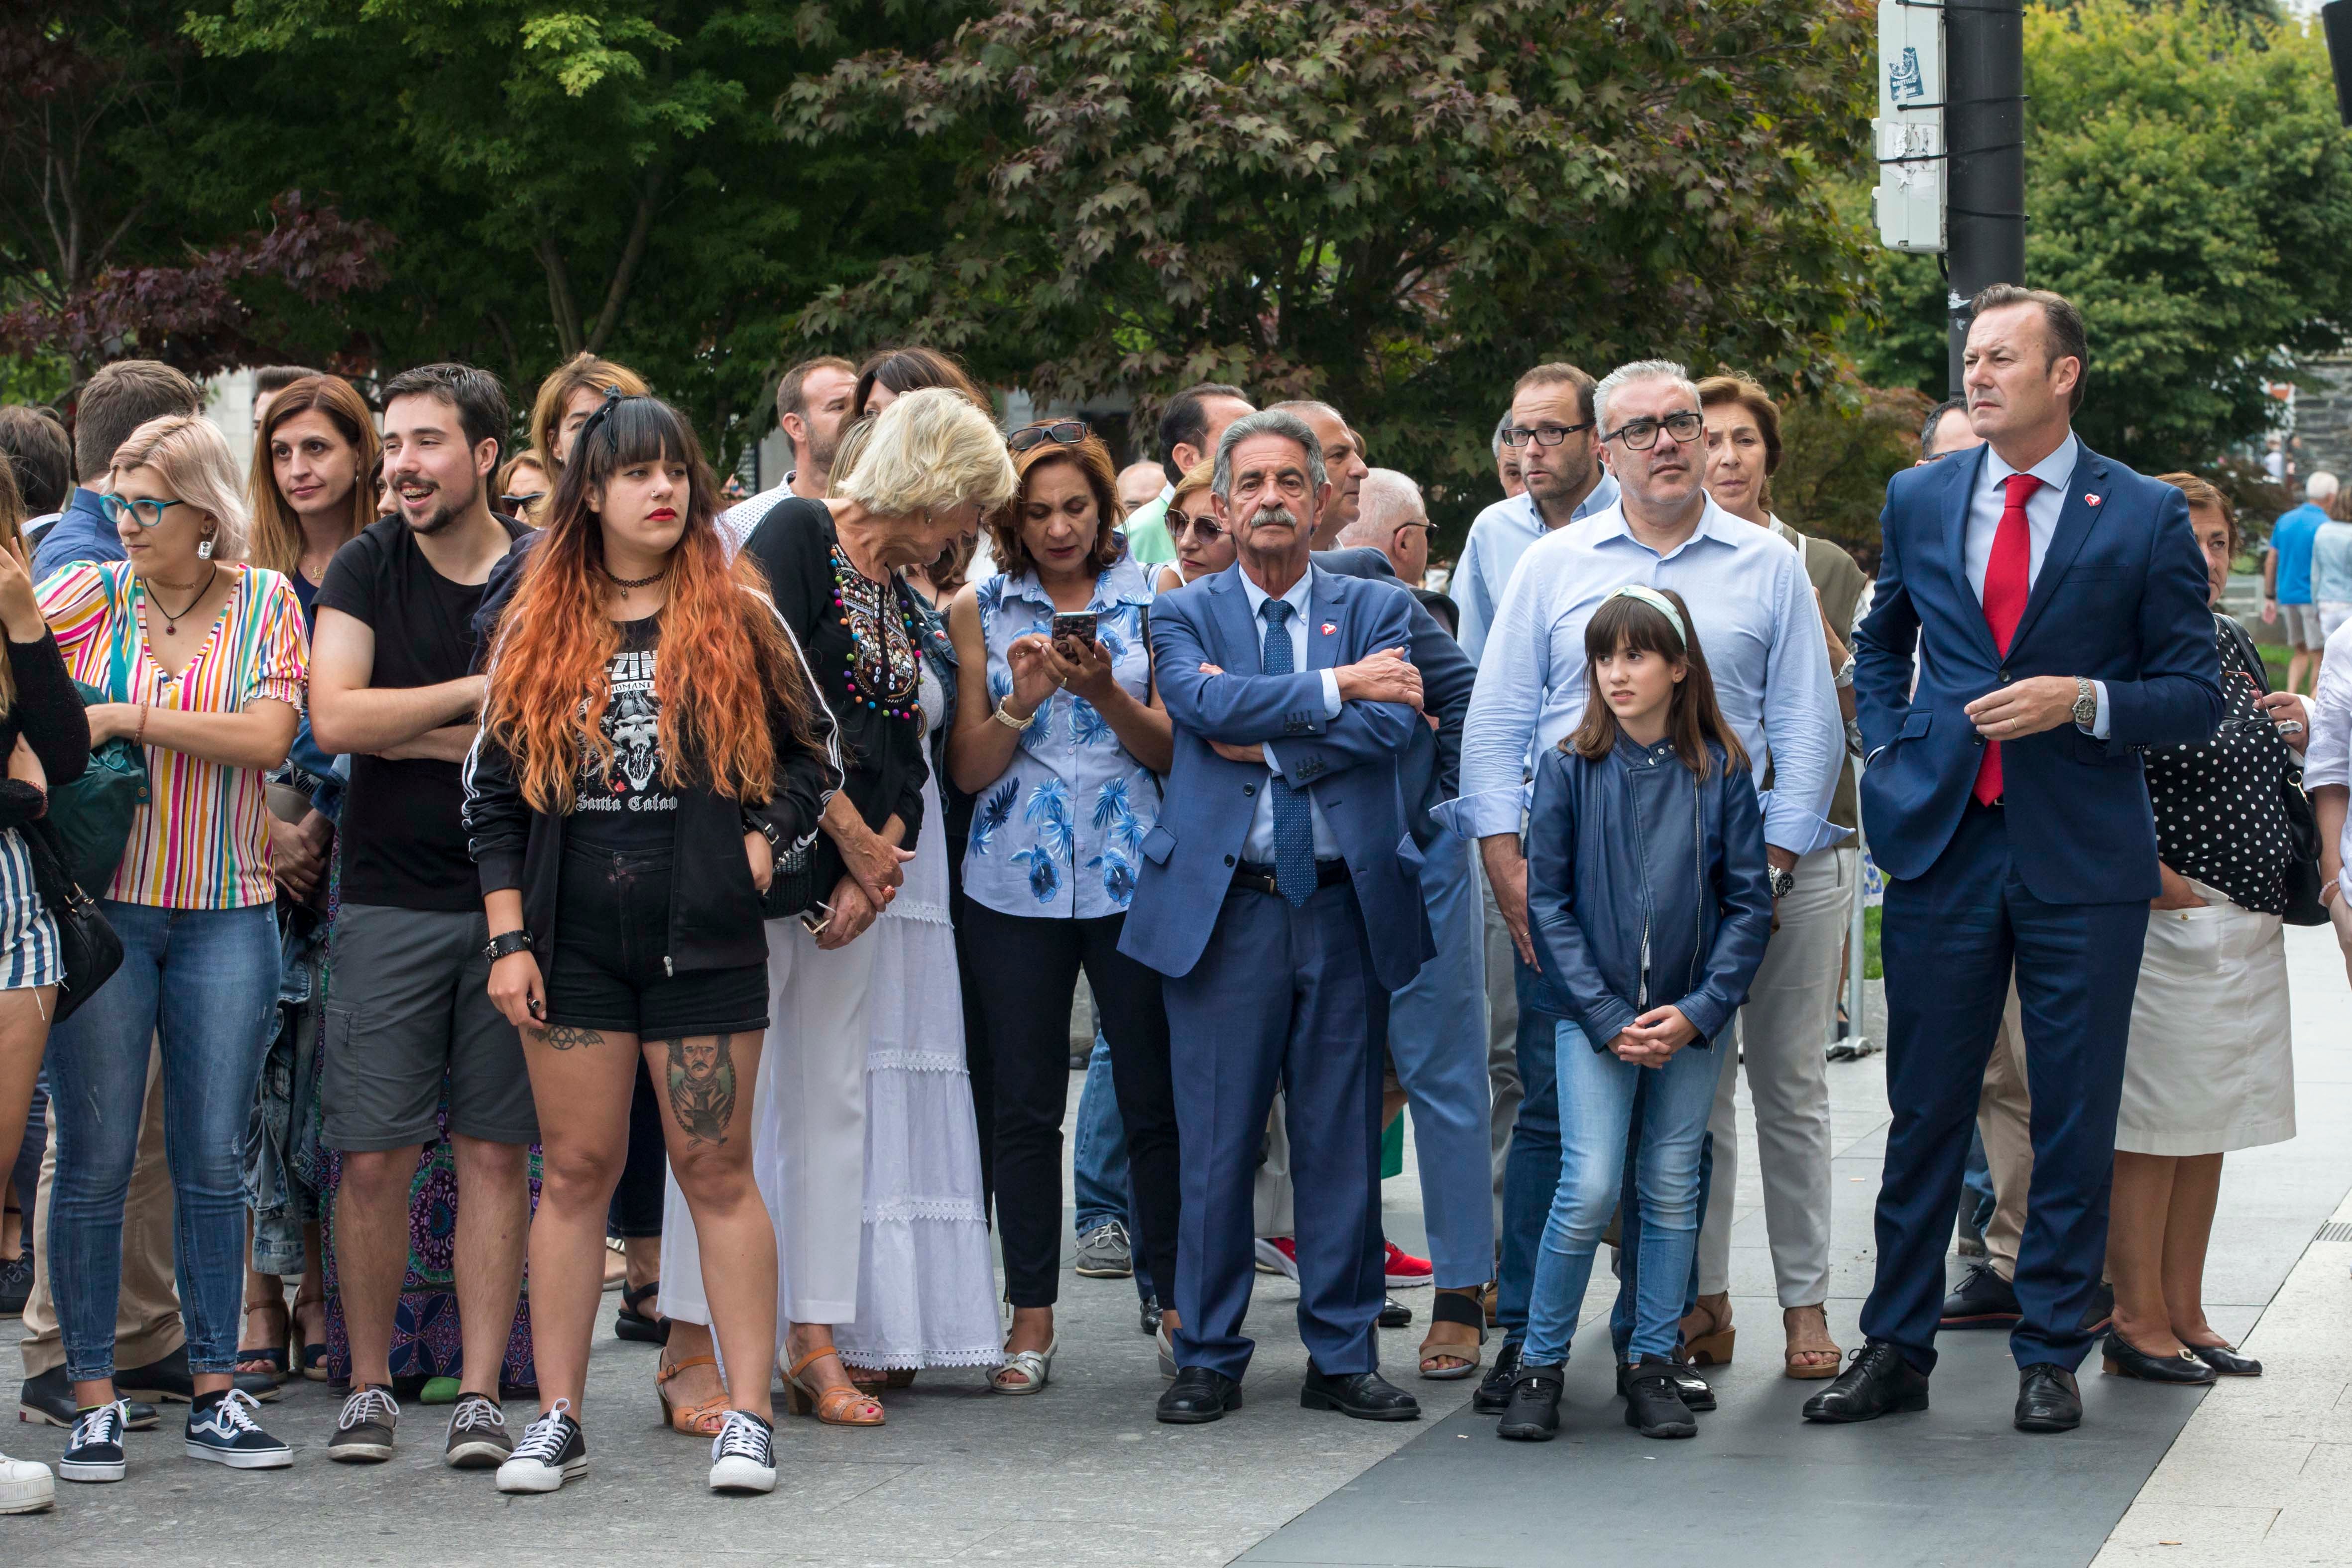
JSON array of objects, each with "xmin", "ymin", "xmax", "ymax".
[{"xmin": 1007, "ymin": 420, "xmax": 1089, "ymax": 455}]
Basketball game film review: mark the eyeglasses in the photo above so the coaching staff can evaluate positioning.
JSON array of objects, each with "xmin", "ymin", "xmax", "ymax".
[
  {"xmin": 1007, "ymin": 420, "xmax": 1090, "ymax": 455},
  {"xmin": 500, "ymin": 493, "xmax": 546, "ymax": 514},
  {"xmin": 1500, "ymin": 421, "xmax": 1593, "ymax": 449},
  {"xmin": 99, "ymin": 494, "xmax": 191, "ymax": 530},
  {"xmin": 1167, "ymin": 510, "xmax": 1225, "ymax": 541},
  {"xmin": 1603, "ymin": 410, "xmax": 1705, "ymax": 451}
]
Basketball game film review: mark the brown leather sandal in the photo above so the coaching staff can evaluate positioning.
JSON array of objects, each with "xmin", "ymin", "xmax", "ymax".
[
  {"xmin": 656, "ymin": 1352, "xmax": 729, "ymax": 1436},
  {"xmin": 1417, "ymin": 1289, "xmax": 1487, "ymax": 1380},
  {"xmin": 1678, "ymin": 1293, "xmax": 1736, "ymax": 1365},
  {"xmin": 1782, "ymin": 1303, "xmax": 1842, "ymax": 1380},
  {"xmin": 784, "ymin": 1347, "xmax": 885, "ymax": 1425}
]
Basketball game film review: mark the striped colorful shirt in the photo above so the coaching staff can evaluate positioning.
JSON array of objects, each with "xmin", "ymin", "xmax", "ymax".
[{"xmin": 41, "ymin": 561, "xmax": 310, "ymax": 909}]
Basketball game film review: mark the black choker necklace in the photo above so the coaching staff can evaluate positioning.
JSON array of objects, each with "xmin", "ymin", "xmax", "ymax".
[{"xmin": 602, "ymin": 565, "xmax": 667, "ymax": 602}]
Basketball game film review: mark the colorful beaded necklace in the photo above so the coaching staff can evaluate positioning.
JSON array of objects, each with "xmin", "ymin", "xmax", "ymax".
[{"xmin": 830, "ymin": 542, "xmax": 923, "ymax": 722}]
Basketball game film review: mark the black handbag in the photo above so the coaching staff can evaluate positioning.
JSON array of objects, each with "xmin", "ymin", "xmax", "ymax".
[
  {"xmin": 18, "ymin": 812, "xmax": 123, "ymax": 1024},
  {"xmin": 758, "ymin": 840, "xmax": 823, "ymax": 922}
]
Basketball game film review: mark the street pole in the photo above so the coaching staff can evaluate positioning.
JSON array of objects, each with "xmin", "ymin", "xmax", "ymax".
[{"xmin": 1942, "ymin": 0, "xmax": 2027, "ymax": 396}]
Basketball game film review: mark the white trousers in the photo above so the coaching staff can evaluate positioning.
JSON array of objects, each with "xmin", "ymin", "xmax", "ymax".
[
  {"xmin": 662, "ymin": 917, "xmax": 877, "ymax": 1330},
  {"xmin": 1695, "ymin": 844, "xmax": 1854, "ymax": 1308}
]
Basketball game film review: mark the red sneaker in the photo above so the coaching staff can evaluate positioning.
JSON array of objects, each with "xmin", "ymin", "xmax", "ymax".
[
  {"xmin": 1383, "ymin": 1241, "xmax": 1434, "ymax": 1288},
  {"xmin": 1253, "ymin": 1237, "xmax": 1299, "ymax": 1279}
]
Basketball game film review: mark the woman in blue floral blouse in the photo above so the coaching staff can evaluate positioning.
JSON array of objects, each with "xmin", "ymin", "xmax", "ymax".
[{"xmin": 945, "ymin": 423, "xmax": 1179, "ymax": 1394}]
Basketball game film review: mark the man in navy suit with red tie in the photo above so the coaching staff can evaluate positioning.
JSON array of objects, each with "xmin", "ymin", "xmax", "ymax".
[{"xmin": 1806, "ymin": 285, "xmax": 2224, "ymax": 1434}]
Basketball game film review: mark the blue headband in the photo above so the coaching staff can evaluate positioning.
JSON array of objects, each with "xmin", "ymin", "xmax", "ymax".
[{"xmin": 1605, "ymin": 584, "xmax": 1687, "ymax": 648}]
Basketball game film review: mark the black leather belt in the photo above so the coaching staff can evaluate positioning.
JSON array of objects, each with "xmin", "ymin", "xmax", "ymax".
[{"xmin": 1231, "ymin": 859, "xmax": 1351, "ymax": 896}]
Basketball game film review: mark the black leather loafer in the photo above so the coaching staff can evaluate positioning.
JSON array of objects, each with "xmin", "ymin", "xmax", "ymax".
[
  {"xmin": 1156, "ymin": 1366, "xmax": 1243, "ymax": 1425},
  {"xmin": 1472, "ymin": 1340, "xmax": 1522, "ymax": 1415},
  {"xmin": 1378, "ymin": 1295, "xmax": 1413, "ymax": 1329},
  {"xmin": 1622, "ymin": 1356, "xmax": 1696, "ymax": 1439},
  {"xmin": 1300, "ymin": 1364, "xmax": 1419, "ymax": 1421},
  {"xmin": 2015, "ymin": 1362, "xmax": 2082, "ymax": 1433},
  {"xmin": 2188, "ymin": 1341, "xmax": 2262, "ymax": 1378},
  {"xmin": 1496, "ymin": 1363, "xmax": 1564, "ymax": 1442},
  {"xmin": 1801, "ymin": 1342, "xmax": 1930, "ymax": 1424},
  {"xmin": 1939, "ymin": 1262, "xmax": 2021, "ymax": 1328},
  {"xmin": 2101, "ymin": 1332, "xmax": 2216, "ymax": 1385},
  {"xmin": 1138, "ymin": 1297, "xmax": 1161, "ymax": 1335},
  {"xmin": 18, "ymin": 1365, "xmax": 159, "ymax": 1431}
]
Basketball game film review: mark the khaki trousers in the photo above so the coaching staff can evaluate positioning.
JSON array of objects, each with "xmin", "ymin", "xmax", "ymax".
[
  {"xmin": 1977, "ymin": 977, "xmax": 2032, "ymax": 1283},
  {"xmin": 19, "ymin": 1042, "xmax": 184, "ymax": 1379}
]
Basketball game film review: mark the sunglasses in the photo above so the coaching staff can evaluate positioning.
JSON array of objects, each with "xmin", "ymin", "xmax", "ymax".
[
  {"xmin": 1008, "ymin": 420, "xmax": 1090, "ymax": 455},
  {"xmin": 100, "ymin": 494, "xmax": 192, "ymax": 530},
  {"xmin": 500, "ymin": 493, "xmax": 546, "ymax": 513},
  {"xmin": 1167, "ymin": 509, "xmax": 1226, "ymax": 542}
]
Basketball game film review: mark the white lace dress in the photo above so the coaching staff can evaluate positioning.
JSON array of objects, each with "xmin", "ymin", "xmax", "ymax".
[{"xmin": 834, "ymin": 663, "xmax": 1002, "ymax": 1372}]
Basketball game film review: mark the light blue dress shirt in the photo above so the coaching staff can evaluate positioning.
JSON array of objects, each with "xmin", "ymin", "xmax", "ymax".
[
  {"xmin": 1439, "ymin": 495, "xmax": 1846, "ymax": 855},
  {"xmin": 1966, "ymin": 434, "xmax": 2110, "ymax": 737},
  {"xmin": 2311, "ymin": 520, "xmax": 2352, "ymax": 606},
  {"xmin": 1237, "ymin": 566, "xmax": 1344, "ymax": 862},
  {"xmin": 1453, "ymin": 472, "xmax": 1622, "ymax": 665}
]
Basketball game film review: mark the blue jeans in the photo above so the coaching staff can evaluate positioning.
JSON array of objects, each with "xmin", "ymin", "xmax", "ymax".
[
  {"xmin": 1496, "ymin": 958, "xmax": 1568, "ymax": 1344},
  {"xmin": 47, "ymin": 900, "xmax": 280, "ymax": 1380},
  {"xmin": 1071, "ymin": 1031, "xmax": 1157, "ymax": 1304},
  {"xmin": 1525, "ymin": 1021, "xmax": 1719, "ymax": 1366}
]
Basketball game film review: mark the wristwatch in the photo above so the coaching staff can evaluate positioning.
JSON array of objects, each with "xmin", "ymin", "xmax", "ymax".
[
  {"xmin": 1767, "ymin": 865, "xmax": 1797, "ymax": 900},
  {"xmin": 483, "ymin": 929, "xmax": 533, "ymax": 964},
  {"xmin": 1833, "ymin": 654, "xmax": 1856, "ymax": 691},
  {"xmin": 2071, "ymin": 676, "xmax": 2099, "ymax": 732},
  {"xmin": 991, "ymin": 695, "xmax": 1032, "ymax": 730}
]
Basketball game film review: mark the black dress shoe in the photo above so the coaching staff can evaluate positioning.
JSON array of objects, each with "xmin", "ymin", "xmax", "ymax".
[
  {"xmin": 1939, "ymin": 1262, "xmax": 2021, "ymax": 1327},
  {"xmin": 1138, "ymin": 1297, "xmax": 1161, "ymax": 1335},
  {"xmin": 1622, "ymin": 1359, "xmax": 1715, "ymax": 1412},
  {"xmin": 1801, "ymin": 1342, "xmax": 1930, "ymax": 1424},
  {"xmin": 1378, "ymin": 1295, "xmax": 1412, "ymax": 1329},
  {"xmin": 1621, "ymin": 1356, "xmax": 1696, "ymax": 1439},
  {"xmin": 2187, "ymin": 1341, "xmax": 2262, "ymax": 1377},
  {"xmin": 1472, "ymin": 1339, "xmax": 1522, "ymax": 1415},
  {"xmin": 0, "ymin": 1248, "xmax": 29, "ymax": 1316},
  {"xmin": 1156, "ymin": 1367, "xmax": 1243, "ymax": 1424},
  {"xmin": 2101, "ymin": 1332, "xmax": 2217, "ymax": 1385},
  {"xmin": 1496, "ymin": 1363, "xmax": 1563, "ymax": 1442},
  {"xmin": 17, "ymin": 1365, "xmax": 159, "ymax": 1430},
  {"xmin": 1300, "ymin": 1365, "xmax": 1420, "ymax": 1422},
  {"xmin": 115, "ymin": 1346, "xmax": 278, "ymax": 1405},
  {"xmin": 2015, "ymin": 1362, "xmax": 2082, "ymax": 1433}
]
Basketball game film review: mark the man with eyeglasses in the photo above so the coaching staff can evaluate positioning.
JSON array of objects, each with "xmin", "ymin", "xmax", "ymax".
[
  {"xmin": 1917, "ymin": 397, "xmax": 1986, "ymax": 467},
  {"xmin": 1439, "ymin": 359, "xmax": 1844, "ymax": 1407},
  {"xmin": 1123, "ymin": 383, "xmax": 1256, "ymax": 568},
  {"xmin": 1493, "ymin": 413, "xmax": 1526, "ymax": 502},
  {"xmin": 1454, "ymin": 364, "xmax": 1619, "ymax": 665}
]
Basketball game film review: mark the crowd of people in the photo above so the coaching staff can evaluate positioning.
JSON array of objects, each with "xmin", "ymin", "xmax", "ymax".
[{"xmin": 0, "ymin": 278, "xmax": 2331, "ymax": 1514}]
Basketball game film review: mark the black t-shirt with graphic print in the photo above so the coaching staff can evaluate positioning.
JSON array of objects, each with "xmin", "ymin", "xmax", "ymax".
[{"xmin": 569, "ymin": 616, "xmax": 680, "ymax": 849}]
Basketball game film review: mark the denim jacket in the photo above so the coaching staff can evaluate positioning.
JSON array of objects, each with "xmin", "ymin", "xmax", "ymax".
[{"xmin": 1524, "ymin": 732, "xmax": 1774, "ymax": 1051}]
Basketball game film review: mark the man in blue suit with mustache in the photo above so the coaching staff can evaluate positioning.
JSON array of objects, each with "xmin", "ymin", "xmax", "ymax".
[
  {"xmin": 1806, "ymin": 285, "xmax": 2224, "ymax": 1435},
  {"xmin": 1122, "ymin": 409, "xmax": 1433, "ymax": 1426}
]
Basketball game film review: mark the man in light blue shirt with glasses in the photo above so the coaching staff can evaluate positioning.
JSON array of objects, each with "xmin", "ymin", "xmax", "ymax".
[{"xmin": 1452, "ymin": 364, "xmax": 1622, "ymax": 665}]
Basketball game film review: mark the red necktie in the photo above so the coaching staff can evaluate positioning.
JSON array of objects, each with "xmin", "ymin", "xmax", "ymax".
[{"xmin": 1973, "ymin": 472, "xmax": 2043, "ymax": 806}]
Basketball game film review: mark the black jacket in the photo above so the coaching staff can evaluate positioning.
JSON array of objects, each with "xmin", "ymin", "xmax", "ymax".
[{"xmin": 462, "ymin": 614, "xmax": 842, "ymax": 976}]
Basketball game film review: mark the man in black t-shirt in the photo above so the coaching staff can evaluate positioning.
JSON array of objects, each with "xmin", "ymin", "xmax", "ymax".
[{"xmin": 308, "ymin": 363, "xmax": 534, "ymax": 1469}]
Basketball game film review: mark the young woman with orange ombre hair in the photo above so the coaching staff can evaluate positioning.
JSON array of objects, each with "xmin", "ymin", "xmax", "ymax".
[{"xmin": 463, "ymin": 393, "xmax": 841, "ymax": 1497}]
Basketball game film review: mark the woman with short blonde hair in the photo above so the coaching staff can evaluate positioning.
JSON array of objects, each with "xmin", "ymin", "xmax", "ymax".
[{"xmin": 528, "ymin": 354, "xmax": 652, "ymax": 480}]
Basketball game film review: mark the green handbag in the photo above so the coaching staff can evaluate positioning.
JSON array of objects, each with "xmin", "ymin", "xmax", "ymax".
[{"xmin": 44, "ymin": 679, "xmax": 149, "ymax": 898}]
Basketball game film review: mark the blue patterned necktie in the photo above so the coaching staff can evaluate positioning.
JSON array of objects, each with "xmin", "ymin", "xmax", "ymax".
[{"xmin": 1259, "ymin": 598, "xmax": 1314, "ymax": 907}]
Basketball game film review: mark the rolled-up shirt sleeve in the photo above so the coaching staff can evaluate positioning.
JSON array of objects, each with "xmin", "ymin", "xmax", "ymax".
[
  {"xmin": 1435, "ymin": 559, "xmax": 1551, "ymax": 841},
  {"xmin": 1759, "ymin": 554, "xmax": 1849, "ymax": 856}
]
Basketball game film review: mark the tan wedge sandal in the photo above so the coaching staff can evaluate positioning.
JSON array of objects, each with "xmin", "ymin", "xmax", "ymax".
[
  {"xmin": 1678, "ymin": 1293, "xmax": 1735, "ymax": 1366},
  {"xmin": 1782, "ymin": 1303, "xmax": 1842, "ymax": 1380}
]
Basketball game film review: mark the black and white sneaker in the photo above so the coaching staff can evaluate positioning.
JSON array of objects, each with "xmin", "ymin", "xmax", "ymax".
[
  {"xmin": 444, "ymin": 1393, "xmax": 512, "ymax": 1469},
  {"xmin": 707, "ymin": 1409, "xmax": 776, "ymax": 1494},
  {"xmin": 495, "ymin": 1400, "xmax": 587, "ymax": 1494},
  {"xmin": 327, "ymin": 1385, "xmax": 399, "ymax": 1463},
  {"xmin": 185, "ymin": 1388, "xmax": 292, "ymax": 1468},
  {"xmin": 59, "ymin": 1400, "xmax": 129, "ymax": 1483}
]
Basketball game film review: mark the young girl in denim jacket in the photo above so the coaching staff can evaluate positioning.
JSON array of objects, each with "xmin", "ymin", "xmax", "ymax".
[{"xmin": 1499, "ymin": 585, "xmax": 1773, "ymax": 1442}]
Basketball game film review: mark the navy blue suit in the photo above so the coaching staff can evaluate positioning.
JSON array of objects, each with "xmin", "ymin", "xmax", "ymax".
[
  {"xmin": 1853, "ymin": 441, "xmax": 2222, "ymax": 1374},
  {"xmin": 1121, "ymin": 562, "xmax": 1431, "ymax": 1379}
]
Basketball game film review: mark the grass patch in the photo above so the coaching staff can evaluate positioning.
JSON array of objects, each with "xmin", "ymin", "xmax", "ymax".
[{"xmin": 1864, "ymin": 904, "xmax": 1881, "ymax": 980}]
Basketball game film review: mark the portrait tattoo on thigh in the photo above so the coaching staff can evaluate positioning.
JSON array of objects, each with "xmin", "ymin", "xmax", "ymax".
[
  {"xmin": 531, "ymin": 1024, "xmax": 604, "ymax": 1050},
  {"xmin": 665, "ymin": 1034, "xmax": 737, "ymax": 1147}
]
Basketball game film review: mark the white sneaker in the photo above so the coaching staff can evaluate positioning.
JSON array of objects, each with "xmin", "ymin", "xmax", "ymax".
[
  {"xmin": 0, "ymin": 1450, "xmax": 55, "ymax": 1514},
  {"xmin": 707, "ymin": 1409, "xmax": 776, "ymax": 1495},
  {"xmin": 496, "ymin": 1400, "xmax": 587, "ymax": 1494}
]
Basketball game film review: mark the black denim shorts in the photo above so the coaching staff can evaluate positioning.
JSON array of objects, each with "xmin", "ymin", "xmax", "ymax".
[{"xmin": 543, "ymin": 842, "xmax": 769, "ymax": 1041}]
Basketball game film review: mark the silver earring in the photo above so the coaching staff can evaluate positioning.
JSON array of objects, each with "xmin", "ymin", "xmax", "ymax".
[{"xmin": 197, "ymin": 537, "xmax": 214, "ymax": 560}]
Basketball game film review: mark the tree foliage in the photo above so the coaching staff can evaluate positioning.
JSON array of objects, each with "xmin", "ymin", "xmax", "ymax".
[
  {"xmin": 1854, "ymin": 0, "xmax": 2352, "ymax": 476},
  {"xmin": 783, "ymin": 0, "xmax": 1879, "ymax": 533}
]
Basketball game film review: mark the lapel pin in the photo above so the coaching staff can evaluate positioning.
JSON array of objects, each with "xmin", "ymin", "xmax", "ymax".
[
  {"xmin": 1320, "ymin": 621, "xmax": 1338, "ymax": 636},
  {"xmin": 2085, "ymin": 493, "xmax": 2102, "ymax": 506}
]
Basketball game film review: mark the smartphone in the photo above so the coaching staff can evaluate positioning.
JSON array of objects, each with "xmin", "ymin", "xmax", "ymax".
[
  {"xmin": 799, "ymin": 902, "xmax": 833, "ymax": 936},
  {"xmin": 1052, "ymin": 611, "xmax": 1098, "ymax": 650}
]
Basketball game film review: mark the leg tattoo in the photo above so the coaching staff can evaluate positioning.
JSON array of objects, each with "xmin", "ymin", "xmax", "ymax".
[
  {"xmin": 531, "ymin": 1024, "xmax": 604, "ymax": 1050},
  {"xmin": 665, "ymin": 1034, "xmax": 737, "ymax": 1147}
]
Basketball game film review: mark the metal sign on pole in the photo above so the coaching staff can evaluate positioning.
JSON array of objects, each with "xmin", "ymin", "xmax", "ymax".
[{"xmin": 1872, "ymin": 0, "xmax": 1947, "ymax": 256}]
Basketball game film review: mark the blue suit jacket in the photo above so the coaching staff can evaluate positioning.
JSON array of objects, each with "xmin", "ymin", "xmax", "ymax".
[
  {"xmin": 1119, "ymin": 562, "xmax": 1434, "ymax": 989},
  {"xmin": 1312, "ymin": 546, "xmax": 1475, "ymax": 844},
  {"xmin": 1853, "ymin": 442, "xmax": 2223, "ymax": 904}
]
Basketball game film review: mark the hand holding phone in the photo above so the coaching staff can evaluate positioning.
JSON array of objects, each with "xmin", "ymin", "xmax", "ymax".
[{"xmin": 1051, "ymin": 611, "xmax": 1098, "ymax": 653}]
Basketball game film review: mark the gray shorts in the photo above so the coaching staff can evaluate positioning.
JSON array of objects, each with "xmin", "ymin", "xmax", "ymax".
[
  {"xmin": 2280, "ymin": 601, "xmax": 2326, "ymax": 650},
  {"xmin": 321, "ymin": 903, "xmax": 539, "ymax": 1152}
]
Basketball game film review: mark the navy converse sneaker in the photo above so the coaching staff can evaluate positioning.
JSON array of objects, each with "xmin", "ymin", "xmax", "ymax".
[
  {"xmin": 60, "ymin": 1400, "xmax": 130, "ymax": 1483},
  {"xmin": 707, "ymin": 1409, "xmax": 776, "ymax": 1495},
  {"xmin": 185, "ymin": 1388, "xmax": 292, "ymax": 1468},
  {"xmin": 495, "ymin": 1400, "xmax": 587, "ymax": 1494}
]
